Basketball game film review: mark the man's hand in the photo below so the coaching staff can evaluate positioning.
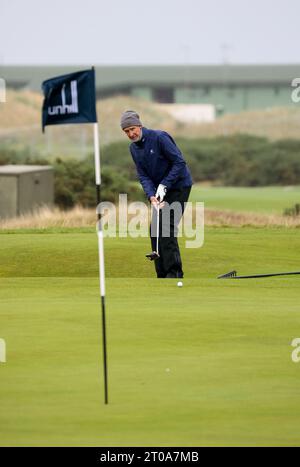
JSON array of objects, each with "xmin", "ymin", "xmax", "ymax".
[
  {"xmin": 150, "ymin": 196, "xmax": 159, "ymax": 208},
  {"xmin": 150, "ymin": 196, "xmax": 164, "ymax": 209},
  {"xmin": 155, "ymin": 184, "xmax": 167, "ymax": 202}
]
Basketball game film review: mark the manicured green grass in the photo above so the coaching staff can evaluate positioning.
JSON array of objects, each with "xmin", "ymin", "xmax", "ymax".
[
  {"xmin": 1, "ymin": 228, "xmax": 300, "ymax": 446},
  {"xmin": 0, "ymin": 228, "xmax": 299, "ymax": 278},
  {"xmin": 190, "ymin": 185, "xmax": 300, "ymax": 214}
]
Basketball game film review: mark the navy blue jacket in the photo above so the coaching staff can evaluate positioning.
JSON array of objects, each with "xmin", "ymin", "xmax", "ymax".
[{"xmin": 129, "ymin": 127, "xmax": 193, "ymax": 199}]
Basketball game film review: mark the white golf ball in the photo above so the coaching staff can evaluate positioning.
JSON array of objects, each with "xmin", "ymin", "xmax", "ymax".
[{"xmin": 177, "ymin": 281, "xmax": 183, "ymax": 287}]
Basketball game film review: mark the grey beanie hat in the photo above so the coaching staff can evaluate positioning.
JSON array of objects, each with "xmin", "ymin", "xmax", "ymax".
[{"xmin": 120, "ymin": 110, "xmax": 142, "ymax": 130}]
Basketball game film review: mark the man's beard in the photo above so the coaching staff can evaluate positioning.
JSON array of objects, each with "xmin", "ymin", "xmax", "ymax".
[{"xmin": 132, "ymin": 129, "xmax": 143, "ymax": 142}]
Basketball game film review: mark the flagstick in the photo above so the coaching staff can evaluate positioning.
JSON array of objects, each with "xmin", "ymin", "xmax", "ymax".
[{"xmin": 93, "ymin": 122, "xmax": 108, "ymax": 405}]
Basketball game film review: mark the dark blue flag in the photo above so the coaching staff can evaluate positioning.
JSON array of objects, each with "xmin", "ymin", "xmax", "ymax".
[{"xmin": 42, "ymin": 68, "xmax": 97, "ymax": 131}]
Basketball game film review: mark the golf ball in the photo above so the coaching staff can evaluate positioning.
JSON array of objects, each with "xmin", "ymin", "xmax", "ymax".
[{"xmin": 177, "ymin": 281, "xmax": 183, "ymax": 287}]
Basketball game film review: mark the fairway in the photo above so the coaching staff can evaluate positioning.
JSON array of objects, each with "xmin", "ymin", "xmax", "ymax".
[
  {"xmin": 190, "ymin": 185, "xmax": 300, "ymax": 214},
  {"xmin": 1, "ymin": 228, "xmax": 300, "ymax": 446}
]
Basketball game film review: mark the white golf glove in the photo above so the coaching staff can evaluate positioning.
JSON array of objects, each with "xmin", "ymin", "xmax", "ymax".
[{"xmin": 155, "ymin": 184, "xmax": 167, "ymax": 202}]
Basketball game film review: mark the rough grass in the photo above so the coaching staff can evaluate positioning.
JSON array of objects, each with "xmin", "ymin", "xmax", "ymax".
[
  {"xmin": 0, "ymin": 205, "xmax": 97, "ymax": 230},
  {"xmin": 1, "ymin": 184, "xmax": 300, "ymax": 233},
  {"xmin": 0, "ymin": 205, "xmax": 299, "ymax": 230}
]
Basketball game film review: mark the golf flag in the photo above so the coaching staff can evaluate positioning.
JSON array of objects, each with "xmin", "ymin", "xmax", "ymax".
[
  {"xmin": 41, "ymin": 68, "xmax": 97, "ymax": 131},
  {"xmin": 41, "ymin": 68, "xmax": 109, "ymax": 404}
]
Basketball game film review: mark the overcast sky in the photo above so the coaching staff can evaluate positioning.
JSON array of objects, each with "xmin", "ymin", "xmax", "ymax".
[{"xmin": 1, "ymin": 0, "xmax": 299, "ymax": 65}]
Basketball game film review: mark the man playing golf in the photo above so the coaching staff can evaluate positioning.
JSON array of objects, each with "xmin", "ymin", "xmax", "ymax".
[{"xmin": 121, "ymin": 110, "xmax": 193, "ymax": 278}]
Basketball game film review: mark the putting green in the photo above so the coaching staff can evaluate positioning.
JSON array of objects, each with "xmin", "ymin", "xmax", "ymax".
[{"xmin": 1, "ymin": 228, "xmax": 300, "ymax": 446}]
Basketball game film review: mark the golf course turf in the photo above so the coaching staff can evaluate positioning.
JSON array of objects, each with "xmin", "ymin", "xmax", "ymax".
[
  {"xmin": 189, "ymin": 185, "xmax": 300, "ymax": 214},
  {"xmin": 1, "ymin": 227, "xmax": 300, "ymax": 446}
]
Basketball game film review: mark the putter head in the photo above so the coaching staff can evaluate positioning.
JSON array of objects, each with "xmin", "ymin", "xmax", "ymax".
[{"xmin": 146, "ymin": 251, "xmax": 160, "ymax": 261}]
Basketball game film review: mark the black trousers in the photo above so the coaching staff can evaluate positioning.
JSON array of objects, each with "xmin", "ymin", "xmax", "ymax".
[{"xmin": 150, "ymin": 186, "xmax": 191, "ymax": 278}]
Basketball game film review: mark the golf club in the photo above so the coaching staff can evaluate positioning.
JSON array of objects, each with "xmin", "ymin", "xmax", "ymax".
[
  {"xmin": 218, "ymin": 270, "xmax": 300, "ymax": 279},
  {"xmin": 146, "ymin": 203, "xmax": 160, "ymax": 261}
]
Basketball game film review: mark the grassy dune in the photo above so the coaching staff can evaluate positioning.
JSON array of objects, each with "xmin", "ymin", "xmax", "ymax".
[
  {"xmin": 1, "ymin": 91, "xmax": 300, "ymax": 157},
  {"xmin": 0, "ymin": 92, "xmax": 179, "ymax": 152}
]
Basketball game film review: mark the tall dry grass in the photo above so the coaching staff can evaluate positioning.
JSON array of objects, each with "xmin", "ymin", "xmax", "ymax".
[
  {"xmin": 1, "ymin": 205, "xmax": 300, "ymax": 230},
  {"xmin": 0, "ymin": 205, "xmax": 96, "ymax": 229},
  {"xmin": 205, "ymin": 209, "xmax": 300, "ymax": 227}
]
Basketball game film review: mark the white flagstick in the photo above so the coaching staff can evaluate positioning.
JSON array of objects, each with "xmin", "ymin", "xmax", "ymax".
[
  {"xmin": 93, "ymin": 122, "xmax": 108, "ymax": 404},
  {"xmin": 93, "ymin": 122, "xmax": 101, "ymax": 186}
]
